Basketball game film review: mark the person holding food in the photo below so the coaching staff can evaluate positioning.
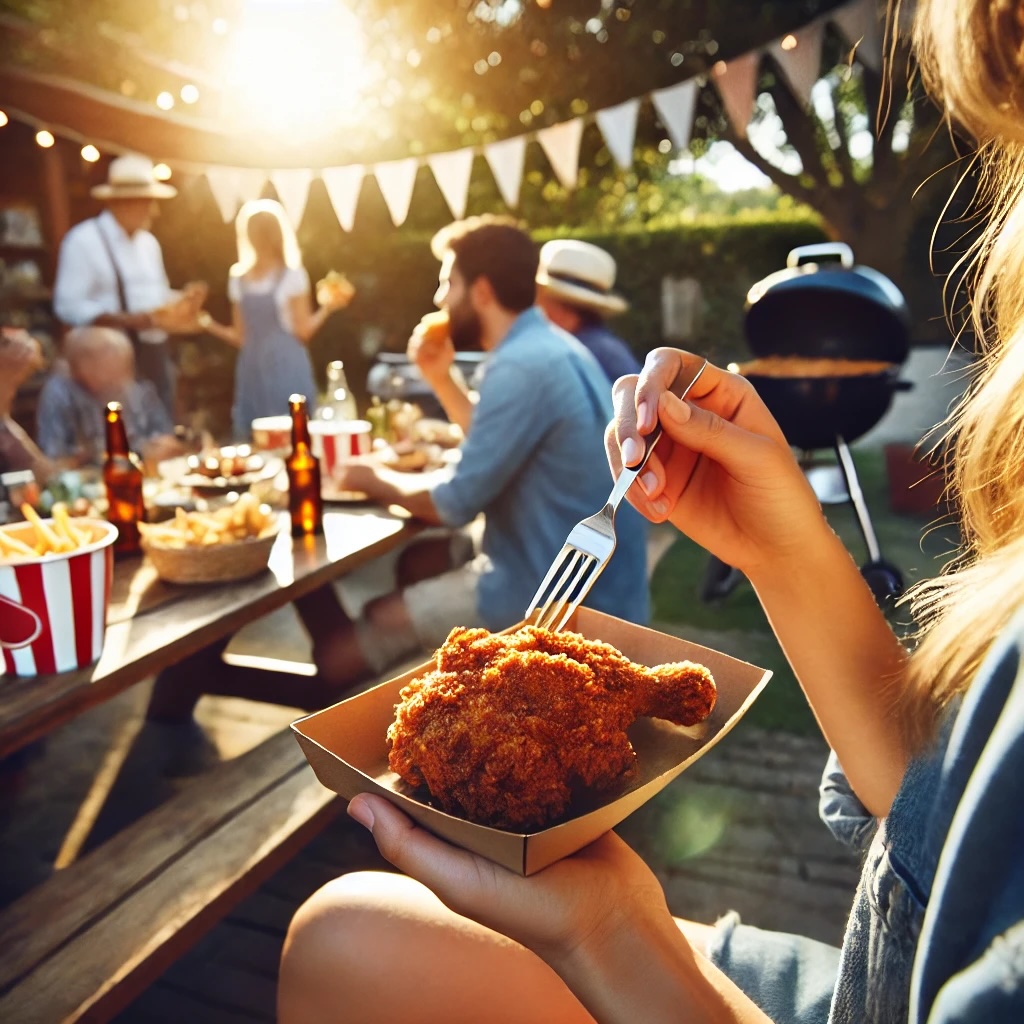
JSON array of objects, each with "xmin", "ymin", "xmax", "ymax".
[
  {"xmin": 277, "ymin": 3, "xmax": 1024, "ymax": 1021},
  {"xmin": 535, "ymin": 238, "xmax": 642, "ymax": 385},
  {"xmin": 0, "ymin": 327, "xmax": 52, "ymax": 484},
  {"xmin": 52, "ymin": 153, "xmax": 207, "ymax": 418},
  {"xmin": 195, "ymin": 198, "xmax": 353, "ymax": 439},
  {"xmin": 306, "ymin": 215, "xmax": 648, "ymax": 695},
  {"xmin": 36, "ymin": 327, "xmax": 183, "ymax": 469}
]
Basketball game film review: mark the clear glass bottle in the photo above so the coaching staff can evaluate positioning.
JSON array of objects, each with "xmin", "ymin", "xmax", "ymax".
[{"xmin": 318, "ymin": 360, "xmax": 359, "ymax": 422}]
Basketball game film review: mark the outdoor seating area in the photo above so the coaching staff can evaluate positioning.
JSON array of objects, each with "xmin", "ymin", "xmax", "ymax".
[{"xmin": 4, "ymin": 0, "xmax": 1024, "ymax": 1022}]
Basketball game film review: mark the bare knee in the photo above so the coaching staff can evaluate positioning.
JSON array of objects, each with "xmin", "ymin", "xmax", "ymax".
[{"xmin": 279, "ymin": 872, "xmax": 397, "ymax": 1023}]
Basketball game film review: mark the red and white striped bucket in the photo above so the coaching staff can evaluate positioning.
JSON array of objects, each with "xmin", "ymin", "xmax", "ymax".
[
  {"xmin": 310, "ymin": 419, "xmax": 372, "ymax": 479},
  {"xmin": 0, "ymin": 519, "xmax": 117, "ymax": 678}
]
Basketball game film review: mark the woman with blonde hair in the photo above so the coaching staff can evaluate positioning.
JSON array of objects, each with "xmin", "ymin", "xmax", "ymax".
[
  {"xmin": 200, "ymin": 198, "xmax": 350, "ymax": 437},
  {"xmin": 277, "ymin": 1, "xmax": 1024, "ymax": 1021}
]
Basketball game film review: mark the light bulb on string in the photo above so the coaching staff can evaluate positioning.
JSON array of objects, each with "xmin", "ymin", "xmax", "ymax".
[
  {"xmin": 81, "ymin": 144, "xmax": 100, "ymax": 162},
  {"xmin": 156, "ymin": 92, "xmax": 175, "ymax": 110},
  {"xmin": 35, "ymin": 130, "xmax": 55, "ymax": 148},
  {"xmin": 0, "ymin": 111, "xmax": 8, "ymax": 127},
  {"xmin": 153, "ymin": 163, "xmax": 173, "ymax": 181}
]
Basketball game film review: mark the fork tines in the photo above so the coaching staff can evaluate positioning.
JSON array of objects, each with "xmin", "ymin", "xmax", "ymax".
[{"xmin": 525, "ymin": 543, "xmax": 600, "ymax": 633}]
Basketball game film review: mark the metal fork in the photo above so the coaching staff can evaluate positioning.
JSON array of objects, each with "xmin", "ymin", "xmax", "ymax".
[{"xmin": 525, "ymin": 358, "xmax": 709, "ymax": 632}]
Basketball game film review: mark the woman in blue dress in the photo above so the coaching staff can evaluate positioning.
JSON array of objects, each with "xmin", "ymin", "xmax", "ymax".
[
  {"xmin": 201, "ymin": 198, "xmax": 350, "ymax": 438},
  {"xmin": 277, "ymin": 1, "xmax": 1024, "ymax": 1020}
]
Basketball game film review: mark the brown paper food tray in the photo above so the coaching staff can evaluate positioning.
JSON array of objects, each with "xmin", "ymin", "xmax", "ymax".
[{"xmin": 292, "ymin": 607, "xmax": 772, "ymax": 876}]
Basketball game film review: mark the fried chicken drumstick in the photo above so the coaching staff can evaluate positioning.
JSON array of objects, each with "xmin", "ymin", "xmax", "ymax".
[{"xmin": 387, "ymin": 625, "xmax": 716, "ymax": 830}]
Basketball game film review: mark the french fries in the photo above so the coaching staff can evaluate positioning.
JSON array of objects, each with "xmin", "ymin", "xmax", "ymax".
[
  {"xmin": 0, "ymin": 503, "xmax": 94, "ymax": 562},
  {"xmin": 138, "ymin": 492, "xmax": 277, "ymax": 549}
]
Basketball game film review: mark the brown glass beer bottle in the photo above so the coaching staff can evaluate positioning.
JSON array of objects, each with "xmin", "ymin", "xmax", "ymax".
[
  {"xmin": 286, "ymin": 394, "xmax": 322, "ymax": 536},
  {"xmin": 103, "ymin": 401, "xmax": 145, "ymax": 556}
]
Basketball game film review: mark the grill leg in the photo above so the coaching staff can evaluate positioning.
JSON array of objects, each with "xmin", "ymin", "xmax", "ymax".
[{"xmin": 834, "ymin": 436, "xmax": 881, "ymax": 563}]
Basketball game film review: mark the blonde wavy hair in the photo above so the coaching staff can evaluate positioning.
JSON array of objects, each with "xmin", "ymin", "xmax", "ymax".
[
  {"xmin": 230, "ymin": 198, "xmax": 303, "ymax": 279},
  {"xmin": 903, "ymin": 0, "xmax": 1024, "ymax": 747}
]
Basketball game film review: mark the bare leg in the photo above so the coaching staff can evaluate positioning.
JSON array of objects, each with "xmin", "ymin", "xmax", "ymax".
[
  {"xmin": 299, "ymin": 535, "xmax": 455, "ymax": 687},
  {"xmin": 278, "ymin": 870, "xmax": 720, "ymax": 1024},
  {"xmin": 278, "ymin": 871, "xmax": 594, "ymax": 1024}
]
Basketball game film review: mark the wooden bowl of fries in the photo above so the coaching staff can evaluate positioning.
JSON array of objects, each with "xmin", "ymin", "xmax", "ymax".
[{"xmin": 138, "ymin": 493, "xmax": 281, "ymax": 585}]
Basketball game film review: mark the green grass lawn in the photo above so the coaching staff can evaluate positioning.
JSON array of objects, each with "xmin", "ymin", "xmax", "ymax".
[{"xmin": 648, "ymin": 447, "xmax": 962, "ymax": 735}]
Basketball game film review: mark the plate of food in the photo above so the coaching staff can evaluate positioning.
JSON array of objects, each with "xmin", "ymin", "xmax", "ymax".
[
  {"xmin": 293, "ymin": 608, "xmax": 772, "ymax": 875},
  {"xmin": 159, "ymin": 445, "xmax": 282, "ymax": 492}
]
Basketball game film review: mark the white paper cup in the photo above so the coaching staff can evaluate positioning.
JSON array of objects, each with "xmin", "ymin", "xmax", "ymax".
[
  {"xmin": 251, "ymin": 415, "xmax": 292, "ymax": 452},
  {"xmin": 0, "ymin": 519, "xmax": 117, "ymax": 678},
  {"xmin": 310, "ymin": 420, "xmax": 372, "ymax": 478}
]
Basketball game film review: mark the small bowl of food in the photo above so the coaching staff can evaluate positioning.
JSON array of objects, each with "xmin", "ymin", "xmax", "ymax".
[{"xmin": 139, "ymin": 493, "xmax": 281, "ymax": 585}]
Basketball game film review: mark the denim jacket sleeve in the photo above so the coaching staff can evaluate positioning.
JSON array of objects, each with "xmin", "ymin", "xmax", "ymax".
[{"xmin": 818, "ymin": 749, "xmax": 878, "ymax": 852}]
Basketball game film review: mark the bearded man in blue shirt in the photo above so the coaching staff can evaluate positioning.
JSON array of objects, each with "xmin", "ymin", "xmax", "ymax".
[{"xmin": 314, "ymin": 216, "xmax": 650, "ymax": 688}]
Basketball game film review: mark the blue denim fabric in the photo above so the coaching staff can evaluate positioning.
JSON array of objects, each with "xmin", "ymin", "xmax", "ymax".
[{"xmin": 708, "ymin": 610, "xmax": 1024, "ymax": 1024}]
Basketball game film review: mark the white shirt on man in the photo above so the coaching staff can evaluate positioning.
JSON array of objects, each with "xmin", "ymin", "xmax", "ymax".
[{"xmin": 53, "ymin": 210, "xmax": 170, "ymax": 344}]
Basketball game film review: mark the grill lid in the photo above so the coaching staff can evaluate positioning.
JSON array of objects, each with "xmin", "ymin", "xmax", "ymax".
[{"xmin": 744, "ymin": 244, "xmax": 911, "ymax": 364}]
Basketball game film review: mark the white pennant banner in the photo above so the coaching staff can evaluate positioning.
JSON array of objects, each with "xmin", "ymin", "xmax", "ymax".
[
  {"xmin": 484, "ymin": 135, "xmax": 527, "ymax": 209},
  {"xmin": 270, "ymin": 168, "xmax": 314, "ymax": 227},
  {"xmin": 831, "ymin": 0, "xmax": 882, "ymax": 71},
  {"xmin": 320, "ymin": 164, "xmax": 365, "ymax": 232},
  {"xmin": 714, "ymin": 52, "xmax": 761, "ymax": 139},
  {"xmin": 651, "ymin": 79, "xmax": 698, "ymax": 150},
  {"xmin": 427, "ymin": 148, "xmax": 475, "ymax": 219},
  {"xmin": 537, "ymin": 118, "xmax": 585, "ymax": 190},
  {"xmin": 770, "ymin": 20, "xmax": 825, "ymax": 107},
  {"xmin": 204, "ymin": 166, "xmax": 245, "ymax": 223},
  {"xmin": 595, "ymin": 98, "xmax": 641, "ymax": 170},
  {"xmin": 374, "ymin": 157, "xmax": 419, "ymax": 227}
]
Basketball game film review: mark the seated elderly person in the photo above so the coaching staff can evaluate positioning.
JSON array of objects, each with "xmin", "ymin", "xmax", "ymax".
[
  {"xmin": 36, "ymin": 326, "xmax": 182, "ymax": 468},
  {"xmin": 0, "ymin": 327, "xmax": 52, "ymax": 482}
]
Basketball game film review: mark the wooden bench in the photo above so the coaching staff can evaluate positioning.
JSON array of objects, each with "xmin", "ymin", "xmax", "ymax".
[{"xmin": 0, "ymin": 728, "xmax": 340, "ymax": 1023}]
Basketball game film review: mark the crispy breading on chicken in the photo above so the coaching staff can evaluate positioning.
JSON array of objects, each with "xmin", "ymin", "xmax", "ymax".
[{"xmin": 386, "ymin": 625, "xmax": 716, "ymax": 830}]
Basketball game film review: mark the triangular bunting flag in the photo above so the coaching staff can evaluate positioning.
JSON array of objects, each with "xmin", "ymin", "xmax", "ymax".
[
  {"xmin": 270, "ymin": 168, "xmax": 314, "ymax": 227},
  {"xmin": 770, "ymin": 20, "xmax": 825, "ymax": 107},
  {"xmin": 320, "ymin": 165, "xmax": 365, "ymax": 232},
  {"xmin": 204, "ymin": 167, "xmax": 244, "ymax": 223},
  {"xmin": 427, "ymin": 149, "xmax": 475, "ymax": 219},
  {"xmin": 373, "ymin": 157, "xmax": 419, "ymax": 227},
  {"xmin": 484, "ymin": 136, "xmax": 527, "ymax": 209},
  {"xmin": 537, "ymin": 118, "xmax": 585, "ymax": 190},
  {"xmin": 831, "ymin": 0, "xmax": 882, "ymax": 71},
  {"xmin": 714, "ymin": 52, "xmax": 761, "ymax": 139},
  {"xmin": 595, "ymin": 98, "xmax": 641, "ymax": 171},
  {"xmin": 651, "ymin": 79, "xmax": 698, "ymax": 151}
]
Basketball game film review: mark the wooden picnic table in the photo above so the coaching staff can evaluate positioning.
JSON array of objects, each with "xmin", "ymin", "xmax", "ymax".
[
  {"xmin": 0, "ymin": 505, "xmax": 420, "ymax": 760},
  {"xmin": 0, "ymin": 501, "xmax": 427, "ymax": 1022}
]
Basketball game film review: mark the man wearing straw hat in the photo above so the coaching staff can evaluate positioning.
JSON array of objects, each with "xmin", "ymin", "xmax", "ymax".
[
  {"xmin": 535, "ymin": 238, "xmax": 642, "ymax": 385},
  {"xmin": 53, "ymin": 153, "xmax": 207, "ymax": 417}
]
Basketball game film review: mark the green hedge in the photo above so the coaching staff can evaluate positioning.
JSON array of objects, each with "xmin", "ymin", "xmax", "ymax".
[{"xmin": 157, "ymin": 193, "xmax": 825, "ymax": 434}]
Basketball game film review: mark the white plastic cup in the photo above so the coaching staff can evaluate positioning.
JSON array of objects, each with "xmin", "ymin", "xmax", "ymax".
[{"xmin": 250, "ymin": 415, "xmax": 292, "ymax": 452}]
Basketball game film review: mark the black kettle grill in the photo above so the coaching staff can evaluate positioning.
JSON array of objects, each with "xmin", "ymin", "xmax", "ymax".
[{"xmin": 740, "ymin": 243, "xmax": 913, "ymax": 607}]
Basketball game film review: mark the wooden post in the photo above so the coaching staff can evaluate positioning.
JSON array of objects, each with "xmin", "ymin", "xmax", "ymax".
[{"xmin": 39, "ymin": 142, "xmax": 70, "ymax": 266}]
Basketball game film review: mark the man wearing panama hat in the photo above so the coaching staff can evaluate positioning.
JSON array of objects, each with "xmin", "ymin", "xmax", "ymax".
[
  {"xmin": 536, "ymin": 238, "xmax": 641, "ymax": 384},
  {"xmin": 53, "ymin": 153, "xmax": 206, "ymax": 417}
]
